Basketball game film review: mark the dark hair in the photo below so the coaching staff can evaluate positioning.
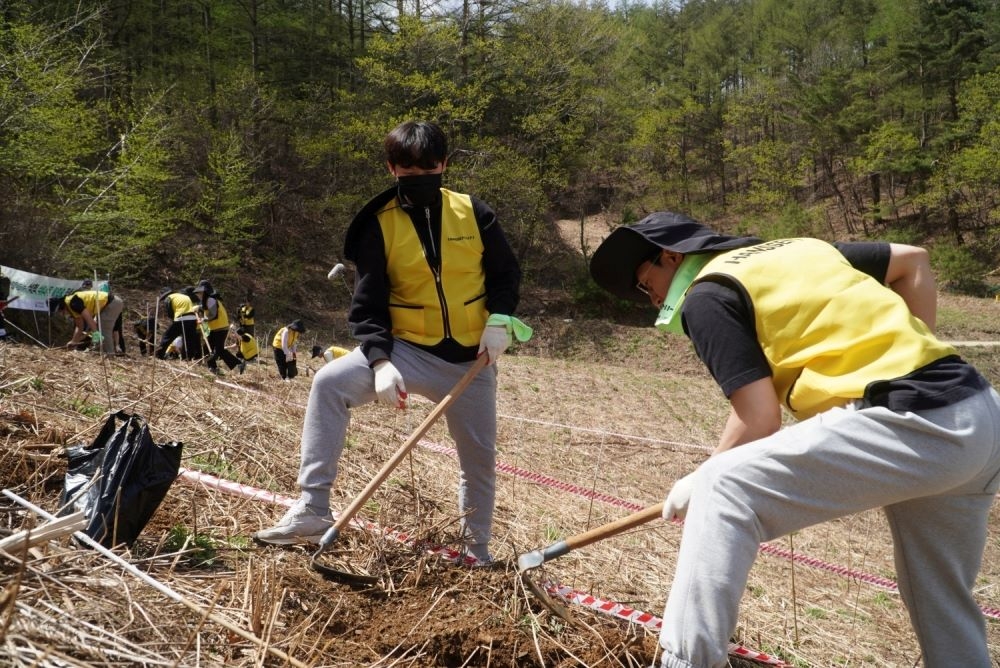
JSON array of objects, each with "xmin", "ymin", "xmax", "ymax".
[
  {"xmin": 384, "ymin": 121, "xmax": 447, "ymax": 169},
  {"xmin": 48, "ymin": 296, "xmax": 65, "ymax": 315}
]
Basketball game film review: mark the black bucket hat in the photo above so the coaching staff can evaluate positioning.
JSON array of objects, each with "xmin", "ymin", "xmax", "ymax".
[
  {"xmin": 589, "ymin": 212, "xmax": 761, "ymax": 303},
  {"xmin": 48, "ymin": 295, "xmax": 65, "ymax": 315},
  {"xmin": 289, "ymin": 319, "xmax": 305, "ymax": 333},
  {"xmin": 311, "ymin": 345, "xmax": 323, "ymax": 358}
]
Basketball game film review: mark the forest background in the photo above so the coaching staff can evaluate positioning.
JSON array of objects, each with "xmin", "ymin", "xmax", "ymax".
[{"xmin": 3, "ymin": 0, "xmax": 1000, "ymax": 318}]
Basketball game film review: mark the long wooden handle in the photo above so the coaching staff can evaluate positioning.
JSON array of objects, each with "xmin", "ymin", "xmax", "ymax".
[
  {"xmin": 517, "ymin": 502, "xmax": 664, "ymax": 572},
  {"xmin": 331, "ymin": 355, "xmax": 489, "ymax": 533},
  {"xmin": 563, "ymin": 502, "xmax": 663, "ymax": 551}
]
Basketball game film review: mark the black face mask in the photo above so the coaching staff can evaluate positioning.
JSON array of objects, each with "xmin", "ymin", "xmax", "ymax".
[{"xmin": 396, "ymin": 173, "xmax": 442, "ymax": 208}]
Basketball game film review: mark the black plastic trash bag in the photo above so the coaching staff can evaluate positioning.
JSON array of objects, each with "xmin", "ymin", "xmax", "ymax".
[{"xmin": 60, "ymin": 410, "xmax": 183, "ymax": 548}]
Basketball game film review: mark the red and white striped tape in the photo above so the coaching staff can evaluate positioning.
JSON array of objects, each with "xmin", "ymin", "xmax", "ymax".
[
  {"xmin": 176, "ymin": 468, "xmax": 787, "ymax": 665},
  {"xmin": 537, "ymin": 580, "xmax": 787, "ymax": 666},
  {"xmin": 413, "ymin": 436, "xmax": 1000, "ymax": 621},
  {"xmin": 197, "ymin": 371, "xmax": 1000, "ymax": 621}
]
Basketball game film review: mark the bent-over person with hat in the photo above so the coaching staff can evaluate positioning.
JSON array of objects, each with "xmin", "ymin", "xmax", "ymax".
[
  {"xmin": 272, "ymin": 319, "xmax": 305, "ymax": 380},
  {"xmin": 49, "ymin": 289, "xmax": 125, "ymax": 355},
  {"xmin": 155, "ymin": 287, "xmax": 202, "ymax": 360},
  {"xmin": 589, "ymin": 211, "xmax": 1000, "ymax": 668}
]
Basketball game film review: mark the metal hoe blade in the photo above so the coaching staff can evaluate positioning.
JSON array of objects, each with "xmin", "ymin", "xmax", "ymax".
[
  {"xmin": 311, "ymin": 552, "xmax": 379, "ymax": 587},
  {"xmin": 309, "ymin": 356, "xmax": 488, "ymax": 585},
  {"xmin": 515, "ymin": 502, "xmax": 664, "ymax": 621},
  {"xmin": 520, "ymin": 571, "xmax": 575, "ymax": 623}
]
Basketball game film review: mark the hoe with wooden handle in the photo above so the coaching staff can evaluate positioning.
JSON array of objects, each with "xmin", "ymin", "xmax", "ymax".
[
  {"xmin": 516, "ymin": 501, "xmax": 664, "ymax": 621},
  {"xmin": 310, "ymin": 354, "xmax": 488, "ymax": 585}
]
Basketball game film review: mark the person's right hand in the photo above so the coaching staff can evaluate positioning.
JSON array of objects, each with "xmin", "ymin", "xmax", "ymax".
[
  {"xmin": 373, "ymin": 360, "xmax": 407, "ymax": 408},
  {"xmin": 662, "ymin": 471, "xmax": 697, "ymax": 521}
]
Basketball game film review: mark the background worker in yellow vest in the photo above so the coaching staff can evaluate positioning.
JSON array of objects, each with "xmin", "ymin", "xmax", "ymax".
[
  {"xmin": 272, "ymin": 319, "xmax": 305, "ymax": 380},
  {"xmin": 590, "ymin": 212, "xmax": 1000, "ymax": 668},
  {"xmin": 255, "ymin": 120, "xmax": 529, "ymax": 567},
  {"xmin": 193, "ymin": 280, "xmax": 242, "ymax": 375},
  {"xmin": 48, "ymin": 288, "xmax": 125, "ymax": 354},
  {"xmin": 237, "ymin": 292, "xmax": 255, "ymax": 336},
  {"xmin": 234, "ymin": 326, "xmax": 259, "ymax": 370},
  {"xmin": 155, "ymin": 286, "xmax": 202, "ymax": 360},
  {"xmin": 310, "ymin": 344, "xmax": 351, "ymax": 363}
]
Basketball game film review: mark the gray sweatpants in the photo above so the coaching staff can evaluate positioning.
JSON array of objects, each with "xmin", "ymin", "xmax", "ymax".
[
  {"xmin": 296, "ymin": 340, "xmax": 499, "ymax": 551},
  {"xmin": 660, "ymin": 388, "xmax": 1000, "ymax": 668},
  {"xmin": 94, "ymin": 295, "xmax": 124, "ymax": 354}
]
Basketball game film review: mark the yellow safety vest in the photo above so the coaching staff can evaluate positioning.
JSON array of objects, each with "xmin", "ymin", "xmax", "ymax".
[
  {"xmin": 65, "ymin": 290, "xmax": 109, "ymax": 318},
  {"xmin": 238, "ymin": 305, "xmax": 254, "ymax": 326},
  {"xmin": 204, "ymin": 298, "xmax": 230, "ymax": 331},
  {"xmin": 272, "ymin": 327, "xmax": 299, "ymax": 349},
  {"xmin": 240, "ymin": 335, "xmax": 259, "ymax": 360},
  {"xmin": 696, "ymin": 238, "xmax": 955, "ymax": 419},
  {"xmin": 377, "ymin": 189, "xmax": 487, "ymax": 347},
  {"xmin": 166, "ymin": 293, "xmax": 196, "ymax": 319}
]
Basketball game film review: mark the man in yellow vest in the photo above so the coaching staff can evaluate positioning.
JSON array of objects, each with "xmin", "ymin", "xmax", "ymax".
[
  {"xmin": 311, "ymin": 344, "xmax": 351, "ymax": 364},
  {"xmin": 590, "ymin": 212, "xmax": 1000, "ymax": 668},
  {"xmin": 193, "ymin": 280, "xmax": 241, "ymax": 375},
  {"xmin": 255, "ymin": 121, "xmax": 530, "ymax": 566},
  {"xmin": 155, "ymin": 287, "xmax": 202, "ymax": 360},
  {"xmin": 234, "ymin": 326, "xmax": 259, "ymax": 369},
  {"xmin": 237, "ymin": 292, "xmax": 255, "ymax": 336},
  {"xmin": 49, "ymin": 288, "xmax": 125, "ymax": 355}
]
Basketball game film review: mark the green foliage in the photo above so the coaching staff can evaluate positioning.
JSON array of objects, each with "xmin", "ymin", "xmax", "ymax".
[
  {"xmin": 448, "ymin": 139, "xmax": 548, "ymax": 267},
  {"xmin": 61, "ymin": 99, "xmax": 186, "ymax": 283},
  {"xmin": 162, "ymin": 524, "xmax": 218, "ymax": 567},
  {"xmin": 737, "ymin": 203, "xmax": 824, "ymax": 241},
  {"xmin": 191, "ymin": 128, "xmax": 269, "ymax": 279},
  {"xmin": 68, "ymin": 399, "xmax": 105, "ymax": 418},
  {"xmin": 4, "ymin": 0, "xmax": 1000, "ymax": 312},
  {"xmin": 932, "ymin": 241, "xmax": 990, "ymax": 295},
  {"xmin": 189, "ymin": 453, "xmax": 236, "ymax": 480}
]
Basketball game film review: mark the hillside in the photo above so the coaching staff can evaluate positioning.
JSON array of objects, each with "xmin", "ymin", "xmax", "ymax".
[{"xmin": 1, "ymin": 293, "xmax": 999, "ymax": 667}]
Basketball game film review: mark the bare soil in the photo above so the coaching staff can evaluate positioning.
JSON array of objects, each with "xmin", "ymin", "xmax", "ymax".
[{"xmin": 1, "ymin": 290, "xmax": 999, "ymax": 667}]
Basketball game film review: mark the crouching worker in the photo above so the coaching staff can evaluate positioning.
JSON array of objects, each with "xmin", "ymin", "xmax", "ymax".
[
  {"xmin": 49, "ymin": 289, "xmax": 125, "ymax": 355},
  {"xmin": 235, "ymin": 326, "xmax": 259, "ymax": 372},
  {"xmin": 134, "ymin": 315, "xmax": 157, "ymax": 356},
  {"xmin": 589, "ymin": 212, "xmax": 1000, "ymax": 668},
  {"xmin": 311, "ymin": 344, "xmax": 352, "ymax": 364},
  {"xmin": 253, "ymin": 120, "xmax": 530, "ymax": 566}
]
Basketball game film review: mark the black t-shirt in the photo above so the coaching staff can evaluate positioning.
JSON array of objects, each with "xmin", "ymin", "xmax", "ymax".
[{"xmin": 680, "ymin": 241, "xmax": 988, "ymax": 412}]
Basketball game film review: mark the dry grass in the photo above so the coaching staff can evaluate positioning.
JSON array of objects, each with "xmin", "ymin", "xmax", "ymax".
[{"xmin": 1, "ymin": 292, "xmax": 999, "ymax": 667}]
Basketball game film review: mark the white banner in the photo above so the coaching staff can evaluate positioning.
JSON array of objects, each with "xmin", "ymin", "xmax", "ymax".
[{"xmin": 0, "ymin": 265, "xmax": 107, "ymax": 313}]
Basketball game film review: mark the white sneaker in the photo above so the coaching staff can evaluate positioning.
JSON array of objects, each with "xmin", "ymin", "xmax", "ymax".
[
  {"xmin": 254, "ymin": 501, "xmax": 333, "ymax": 545},
  {"xmin": 459, "ymin": 544, "xmax": 495, "ymax": 568}
]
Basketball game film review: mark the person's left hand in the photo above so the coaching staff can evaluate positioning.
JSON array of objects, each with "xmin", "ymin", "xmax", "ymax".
[
  {"xmin": 662, "ymin": 471, "xmax": 697, "ymax": 521},
  {"xmin": 477, "ymin": 325, "xmax": 509, "ymax": 365}
]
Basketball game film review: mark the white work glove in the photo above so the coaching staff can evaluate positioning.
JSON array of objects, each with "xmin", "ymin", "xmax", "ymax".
[
  {"xmin": 477, "ymin": 325, "xmax": 509, "ymax": 366},
  {"xmin": 373, "ymin": 360, "xmax": 408, "ymax": 408},
  {"xmin": 662, "ymin": 471, "xmax": 698, "ymax": 521}
]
